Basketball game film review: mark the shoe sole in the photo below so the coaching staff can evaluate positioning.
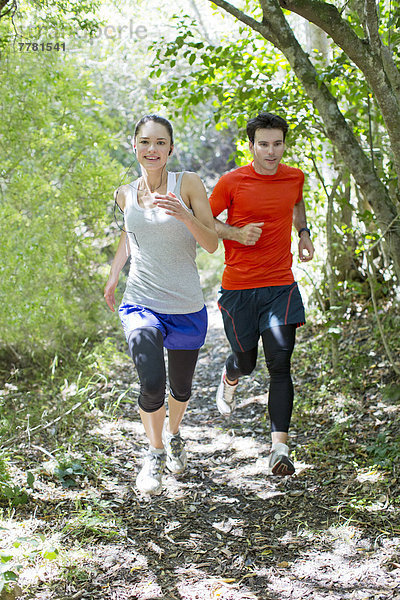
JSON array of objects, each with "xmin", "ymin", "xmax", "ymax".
[
  {"xmin": 166, "ymin": 461, "xmax": 186, "ymax": 474},
  {"xmin": 271, "ymin": 455, "xmax": 295, "ymax": 476},
  {"xmin": 216, "ymin": 403, "xmax": 234, "ymax": 416}
]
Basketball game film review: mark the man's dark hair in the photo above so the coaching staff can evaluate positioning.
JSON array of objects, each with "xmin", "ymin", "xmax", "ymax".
[
  {"xmin": 246, "ymin": 112, "xmax": 289, "ymax": 143},
  {"xmin": 134, "ymin": 114, "xmax": 174, "ymax": 144}
]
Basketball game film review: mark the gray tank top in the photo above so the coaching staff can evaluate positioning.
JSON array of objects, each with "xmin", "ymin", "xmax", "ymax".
[{"xmin": 122, "ymin": 171, "xmax": 205, "ymax": 314}]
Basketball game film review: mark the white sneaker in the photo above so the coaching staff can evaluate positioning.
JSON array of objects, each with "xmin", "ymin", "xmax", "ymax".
[
  {"xmin": 216, "ymin": 367, "xmax": 238, "ymax": 415},
  {"xmin": 136, "ymin": 449, "xmax": 166, "ymax": 494},
  {"xmin": 268, "ymin": 442, "xmax": 295, "ymax": 476},
  {"xmin": 163, "ymin": 427, "xmax": 187, "ymax": 474}
]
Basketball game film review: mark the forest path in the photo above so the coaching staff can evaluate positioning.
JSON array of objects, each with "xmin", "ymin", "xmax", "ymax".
[{"xmin": 2, "ymin": 300, "xmax": 400, "ymax": 600}]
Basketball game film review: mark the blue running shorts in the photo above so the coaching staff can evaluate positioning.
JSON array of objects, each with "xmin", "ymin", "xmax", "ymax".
[{"xmin": 118, "ymin": 303, "xmax": 208, "ymax": 350}]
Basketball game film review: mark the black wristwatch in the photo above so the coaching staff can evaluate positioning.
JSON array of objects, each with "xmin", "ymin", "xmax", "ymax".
[{"xmin": 298, "ymin": 227, "xmax": 311, "ymax": 238}]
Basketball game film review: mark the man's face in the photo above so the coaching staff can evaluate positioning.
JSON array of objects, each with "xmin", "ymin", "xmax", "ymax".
[{"xmin": 249, "ymin": 128, "xmax": 285, "ymax": 175}]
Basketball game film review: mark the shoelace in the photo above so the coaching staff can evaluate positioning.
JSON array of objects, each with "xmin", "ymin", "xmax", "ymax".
[
  {"xmin": 169, "ymin": 435, "xmax": 184, "ymax": 457},
  {"xmin": 148, "ymin": 452, "xmax": 165, "ymax": 475}
]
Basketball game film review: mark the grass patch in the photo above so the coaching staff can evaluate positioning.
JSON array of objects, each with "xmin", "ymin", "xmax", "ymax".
[
  {"xmin": 366, "ymin": 433, "xmax": 400, "ymax": 469},
  {"xmin": 62, "ymin": 502, "xmax": 125, "ymax": 542}
]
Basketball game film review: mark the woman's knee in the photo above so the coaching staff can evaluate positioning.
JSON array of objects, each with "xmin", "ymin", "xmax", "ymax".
[
  {"xmin": 169, "ymin": 372, "xmax": 192, "ymax": 402},
  {"xmin": 170, "ymin": 387, "xmax": 191, "ymax": 403},
  {"xmin": 168, "ymin": 348, "xmax": 198, "ymax": 403},
  {"xmin": 128, "ymin": 326, "xmax": 166, "ymax": 412},
  {"xmin": 138, "ymin": 374, "xmax": 166, "ymax": 412}
]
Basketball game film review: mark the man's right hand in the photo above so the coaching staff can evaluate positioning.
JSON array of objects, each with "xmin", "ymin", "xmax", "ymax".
[{"xmin": 236, "ymin": 222, "xmax": 264, "ymax": 245}]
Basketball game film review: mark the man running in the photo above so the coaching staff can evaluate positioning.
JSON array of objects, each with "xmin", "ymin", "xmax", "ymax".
[{"xmin": 209, "ymin": 112, "xmax": 314, "ymax": 476}]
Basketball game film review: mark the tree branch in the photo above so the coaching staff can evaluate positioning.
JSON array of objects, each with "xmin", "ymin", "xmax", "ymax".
[
  {"xmin": 0, "ymin": 0, "xmax": 16, "ymax": 19},
  {"xmin": 381, "ymin": 45, "xmax": 400, "ymax": 99},
  {"xmin": 280, "ymin": 0, "xmax": 400, "ymax": 105},
  {"xmin": 210, "ymin": 0, "xmax": 279, "ymax": 40},
  {"xmin": 189, "ymin": 0, "xmax": 212, "ymax": 43},
  {"xmin": 278, "ymin": 0, "xmax": 400, "ymax": 181},
  {"xmin": 364, "ymin": 0, "xmax": 381, "ymax": 50},
  {"xmin": 210, "ymin": 0, "xmax": 266, "ymax": 33},
  {"xmin": 280, "ymin": 0, "xmax": 371, "ymax": 60}
]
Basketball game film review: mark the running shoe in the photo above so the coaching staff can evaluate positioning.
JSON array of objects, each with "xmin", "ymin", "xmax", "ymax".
[
  {"xmin": 162, "ymin": 427, "xmax": 187, "ymax": 474},
  {"xmin": 136, "ymin": 449, "xmax": 166, "ymax": 494},
  {"xmin": 216, "ymin": 367, "xmax": 238, "ymax": 415},
  {"xmin": 268, "ymin": 442, "xmax": 295, "ymax": 476}
]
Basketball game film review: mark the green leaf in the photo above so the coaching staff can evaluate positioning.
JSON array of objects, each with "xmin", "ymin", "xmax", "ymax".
[
  {"xmin": 42, "ymin": 548, "xmax": 59, "ymax": 560},
  {"xmin": 3, "ymin": 571, "xmax": 18, "ymax": 582},
  {"xmin": 27, "ymin": 472, "xmax": 35, "ymax": 488}
]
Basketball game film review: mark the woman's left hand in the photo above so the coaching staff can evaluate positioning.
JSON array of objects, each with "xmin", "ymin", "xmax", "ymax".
[{"xmin": 153, "ymin": 192, "xmax": 190, "ymax": 222}]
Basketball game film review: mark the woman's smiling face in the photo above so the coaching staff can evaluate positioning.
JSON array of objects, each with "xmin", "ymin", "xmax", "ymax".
[{"xmin": 134, "ymin": 120, "xmax": 173, "ymax": 169}]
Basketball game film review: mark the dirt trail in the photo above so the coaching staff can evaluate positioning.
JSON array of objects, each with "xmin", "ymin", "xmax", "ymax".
[{"xmin": 2, "ymin": 301, "xmax": 400, "ymax": 600}]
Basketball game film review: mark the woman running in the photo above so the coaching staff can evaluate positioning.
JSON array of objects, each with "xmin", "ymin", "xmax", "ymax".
[{"xmin": 104, "ymin": 115, "xmax": 217, "ymax": 494}]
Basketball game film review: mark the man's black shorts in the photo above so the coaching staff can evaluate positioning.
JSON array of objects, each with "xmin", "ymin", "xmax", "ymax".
[{"xmin": 218, "ymin": 283, "xmax": 305, "ymax": 353}]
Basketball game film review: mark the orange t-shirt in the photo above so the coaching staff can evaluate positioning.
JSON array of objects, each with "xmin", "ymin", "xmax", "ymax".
[{"xmin": 209, "ymin": 162, "xmax": 304, "ymax": 289}]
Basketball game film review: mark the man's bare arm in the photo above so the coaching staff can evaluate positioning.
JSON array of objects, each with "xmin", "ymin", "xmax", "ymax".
[{"xmin": 214, "ymin": 217, "xmax": 264, "ymax": 246}]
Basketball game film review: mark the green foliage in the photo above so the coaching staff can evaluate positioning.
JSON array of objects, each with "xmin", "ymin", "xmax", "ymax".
[
  {"xmin": 196, "ymin": 245, "xmax": 225, "ymax": 298},
  {"xmin": 0, "ymin": 532, "xmax": 60, "ymax": 594},
  {"xmin": 150, "ymin": 20, "xmax": 321, "ymax": 147},
  {"xmin": 63, "ymin": 502, "xmax": 124, "ymax": 541},
  {"xmin": 0, "ymin": 471, "xmax": 34, "ymax": 507},
  {"xmin": 54, "ymin": 460, "xmax": 85, "ymax": 488},
  {"xmin": 0, "ymin": 48, "xmax": 122, "ymax": 357},
  {"xmin": 367, "ymin": 433, "xmax": 400, "ymax": 469},
  {"xmin": 149, "ymin": 14, "xmax": 393, "ymax": 189},
  {"xmin": 0, "ymin": 483, "xmax": 28, "ymax": 508},
  {"xmin": 0, "ymin": 456, "xmax": 9, "ymax": 484},
  {"xmin": 382, "ymin": 384, "xmax": 400, "ymax": 403},
  {"xmin": 0, "ymin": 553, "xmax": 20, "ymax": 595},
  {"xmin": 0, "ymin": 0, "xmax": 103, "ymax": 51},
  {"xmin": 0, "ymin": 333, "xmax": 134, "ymax": 481}
]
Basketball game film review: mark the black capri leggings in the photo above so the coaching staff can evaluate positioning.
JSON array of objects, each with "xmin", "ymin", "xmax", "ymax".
[
  {"xmin": 127, "ymin": 327, "xmax": 199, "ymax": 413},
  {"xmin": 225, "ymin": 324, "xmax": 296, "ymax": 432}
]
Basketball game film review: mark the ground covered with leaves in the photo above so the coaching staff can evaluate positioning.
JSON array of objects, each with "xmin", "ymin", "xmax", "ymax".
[{"xmin": 1, "ymin": 300, "xmax": 400, "ymax": 600}]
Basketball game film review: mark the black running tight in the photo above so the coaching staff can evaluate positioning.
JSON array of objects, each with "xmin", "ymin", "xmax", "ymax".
[
  {"xmin": 127, "ymin": 327, "xmax": 199, "ymax": 413},
  {"xmin": 225, "ymin": 325, "xmax": 296, "ymax": 432}
]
